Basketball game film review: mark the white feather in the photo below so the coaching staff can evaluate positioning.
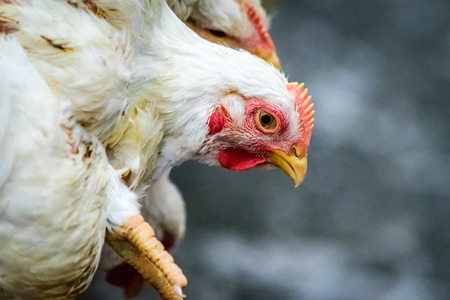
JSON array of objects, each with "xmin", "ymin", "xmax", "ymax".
[
  {"xmin": 0, "ymin": 36, "xmax": 138, "ymax": 299},
  {"xmin": 1, "ymin": 0, "xmax": 292, "ymax": 187},
  {"xmin": 171, "ymin": 0, "xmax": 269, "ymax": 41},
  {"xmin": 1, "ymin": 1, "xmax": 299, "ymax": 291}
]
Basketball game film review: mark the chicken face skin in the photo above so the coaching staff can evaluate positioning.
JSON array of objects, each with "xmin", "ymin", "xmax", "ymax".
[{"xmin": 200, "ymin": 83, "xmax": 314, "ymax": 186}]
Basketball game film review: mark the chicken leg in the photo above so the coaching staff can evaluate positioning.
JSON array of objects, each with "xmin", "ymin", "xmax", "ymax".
[{"xmin": 105, "ymin": 216, "xmax": 187, "ymax": 300}]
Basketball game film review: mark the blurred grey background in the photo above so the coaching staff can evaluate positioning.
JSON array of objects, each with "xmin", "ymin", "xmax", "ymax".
[{"xmin": 80, "ymin": 0, "xmax": 450, "ymax": 299}]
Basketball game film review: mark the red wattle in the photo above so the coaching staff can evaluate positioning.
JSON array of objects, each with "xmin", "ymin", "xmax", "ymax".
[{"xmin": 218, "ymin": 148, "xmax": 266, "ymax": 171}]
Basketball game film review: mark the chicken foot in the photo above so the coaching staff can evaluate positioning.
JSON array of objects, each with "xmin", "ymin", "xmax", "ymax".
[{"xmin": 105, "ymin": 216, "xmax": 187, "ymax": 300}]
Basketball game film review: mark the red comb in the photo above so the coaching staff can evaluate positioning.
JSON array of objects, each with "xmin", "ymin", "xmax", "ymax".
[
  {"xmin": 244, "ymin": 1, "xmax": 275, "ymax": 52},
  {"xmin": 287, "ymin": 82, "xmax": 314, "ymax": 148}
]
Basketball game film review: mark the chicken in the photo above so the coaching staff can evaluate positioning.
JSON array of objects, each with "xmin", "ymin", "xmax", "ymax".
[
  {"xmin": 0, "ymin": 0, "xmax": 314, "ymax": 298},
  {"xmin": 169, "ymin": 0, "xmax": 280, "ymax": 69}
]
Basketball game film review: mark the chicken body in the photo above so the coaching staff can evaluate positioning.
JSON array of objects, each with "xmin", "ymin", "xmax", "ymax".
[{"xmin": 0, "ymin": 36, "xmax": 139, "ymax": 299}]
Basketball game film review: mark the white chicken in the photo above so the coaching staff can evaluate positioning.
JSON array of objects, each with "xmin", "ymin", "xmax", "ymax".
[
  {"xmin": 0, "ymin": 0, "xmax": 314, "ymax": 298},
  {"xmin": 169, "ymin": 0, "xmax": 280, "ymax": 69}
]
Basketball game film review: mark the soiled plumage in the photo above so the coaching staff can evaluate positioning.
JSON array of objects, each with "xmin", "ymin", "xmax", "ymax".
[{"xmin": 0, "ymin": 36, "xmax": 140, "ymax": 299}]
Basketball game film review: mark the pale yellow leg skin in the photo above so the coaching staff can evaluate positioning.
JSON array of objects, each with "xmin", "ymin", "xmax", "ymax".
[{"xmin": 105, "ymin": 216, "xmax": 187, "ymax": 300}]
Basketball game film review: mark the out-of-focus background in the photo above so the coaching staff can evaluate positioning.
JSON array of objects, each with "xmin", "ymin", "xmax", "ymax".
[{"xmin": 80, "ymin": 0, "xmax": 450, "ymax": 299}]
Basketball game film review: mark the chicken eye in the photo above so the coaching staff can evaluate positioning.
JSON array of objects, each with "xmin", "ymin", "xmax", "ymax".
[
  {"xmin": 208, "ymin": 29, "xmax": 227, "ymax": 38},
  {"xmin": 257, "ymin": 110, "xmax": 278, "ymax": 133}
]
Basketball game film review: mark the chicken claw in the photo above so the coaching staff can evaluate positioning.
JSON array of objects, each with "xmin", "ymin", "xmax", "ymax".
[{"xmin": 105, "ymin": 216, "xmax": 187, "ymax": 300}]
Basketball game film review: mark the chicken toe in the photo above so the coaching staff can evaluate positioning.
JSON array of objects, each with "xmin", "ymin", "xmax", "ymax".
[{"xmin": 105, "ymin": 216, "xmax": 187, "ymax": 300}]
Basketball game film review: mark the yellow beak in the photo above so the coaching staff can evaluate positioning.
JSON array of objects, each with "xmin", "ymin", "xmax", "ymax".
[
  {"xmin": 267, "ymin": 52, "xmax": 281, "ymax": 70},
  {"xmin": 267, "ymin": 149, "xmax": 308, "ymax": 187},
  {"xmin": 251, "ymin": 47, "xmax": 281, "ymax": 70},
  {"xmin": 266, "ymin": 52, "xmax": 281, "ymax": 71}
]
